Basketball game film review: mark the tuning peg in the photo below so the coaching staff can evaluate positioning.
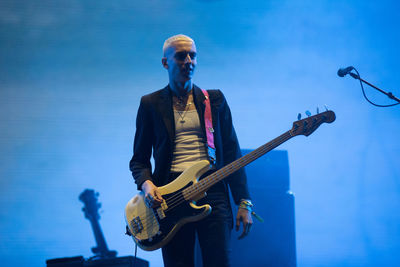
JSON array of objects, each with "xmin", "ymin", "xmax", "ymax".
[
  {"xmin": 297, "ymin": 113, "xmax": 301, "ymax": 120},
  {"xmin": 305, "ymin": 110, "xmax": 311, "ymax": 117},
  {"xmin": 316, "ymin": 107, "xmax": 320, "ymax": 114},
  {"xmin": 324, "ymin": 104, "xmax": 329, "ymax": 111}
]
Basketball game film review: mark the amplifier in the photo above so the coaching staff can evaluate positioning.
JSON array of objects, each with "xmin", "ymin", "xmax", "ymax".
[
  {"xmin": 46, "ymin": 256, "xmax": 149, "ymax": 267},
  {"xmin": 85, "ymin": 256, "xmax": 149, "ymax": 267},
  {"xmin": 46, "ymin": 256, "xmax": 84, "ymax": 267}
]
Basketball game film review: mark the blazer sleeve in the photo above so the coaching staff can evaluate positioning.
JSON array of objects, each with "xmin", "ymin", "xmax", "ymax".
[
  {"xmin": 129, "ymin": 96, "xmax": 154, "ymax": 190},
  {"xmin": 217, "ymin": 90, "xmax": 251, "ymax": 204}
]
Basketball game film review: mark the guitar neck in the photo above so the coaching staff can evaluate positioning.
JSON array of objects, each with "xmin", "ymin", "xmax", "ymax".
[
  {"xmin": 88, "ymin": 218, "xmax": 109, "ymax": 252},
  {"xmin": 183, "ymin": 130, "xmax": 293, "ymax": 199}
]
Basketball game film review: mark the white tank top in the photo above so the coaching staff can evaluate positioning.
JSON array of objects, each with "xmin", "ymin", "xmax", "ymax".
[{"xmin": 170, "ymin": 109, "xmax": 208, "ymax": 172}]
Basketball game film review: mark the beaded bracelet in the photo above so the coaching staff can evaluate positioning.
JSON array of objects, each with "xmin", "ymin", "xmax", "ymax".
[
  {"xmin": 238, "ymin": 199, "xmax": 264, "ymax": 222},
  {"xmin": 239, "ymin": 199, "xmax": 253, "ymax": 211}
]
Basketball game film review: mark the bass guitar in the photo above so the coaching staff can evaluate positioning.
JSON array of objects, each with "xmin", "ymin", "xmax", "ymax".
[{"xmin": 125, "ymin": 110, "xmax": 336, "ymax": 251}]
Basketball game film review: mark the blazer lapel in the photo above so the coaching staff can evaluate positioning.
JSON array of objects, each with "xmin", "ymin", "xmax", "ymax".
[{"xmin": 156, "ymin": 86, "xmax": 175, "ymax": 146}]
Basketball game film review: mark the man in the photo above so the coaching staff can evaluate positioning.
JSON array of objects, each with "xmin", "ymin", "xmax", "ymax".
[{"xmin": 129, "ymin": 34, "xmax": 253, "ymax": 267}]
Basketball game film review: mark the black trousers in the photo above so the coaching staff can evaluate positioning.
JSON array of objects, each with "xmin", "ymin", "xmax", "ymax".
[{"xmin": 162, "ymin": 173, "xmax": 233, "ymax": 267}]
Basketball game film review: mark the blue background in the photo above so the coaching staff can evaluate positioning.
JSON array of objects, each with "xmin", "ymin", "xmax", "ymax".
[{"xmin": 1, "ymin": 0, "xmax": 400, "ymax": 266}]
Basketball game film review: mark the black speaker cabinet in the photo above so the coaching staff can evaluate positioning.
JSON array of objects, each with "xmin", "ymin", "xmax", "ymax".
[
  {"xmin": 195, "ymin": 150, "xmax": 297, "ymax": 267},
  {"xmin": 230, "ymin": 191, "xmax": 296, "ymax": 267},
  {"xmin": 231, "ymin": 149, "xmax": 296, "ymax": 267}
]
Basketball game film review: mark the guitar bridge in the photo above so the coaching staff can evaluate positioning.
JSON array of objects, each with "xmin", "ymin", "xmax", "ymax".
[{"xmin": 130, "ymin": 216, "xmax": 143, "ymax": 234}]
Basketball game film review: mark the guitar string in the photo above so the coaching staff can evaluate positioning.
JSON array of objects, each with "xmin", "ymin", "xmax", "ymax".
[
  {"xmin": 162, "ymin": 131, "xmax": 292, "ymax": 211},
  {"xmin": 131, "ymin": 132, "xmax": 292, "ymax": 235},
  {"xmin": 133, "ymin": 132, "xmax": 292, "ymax": 235},
  {"xmin": 134, "ymin": 111, "xmax": 329, "ymax": 230},
  {"xmin": 132, "ymin": 132, "xmax": 292, "ymax": 234},
  {"xmin": 133, "ymin": 111, "xmax": 332, "ymax": 235},
  {"xmin": 163, "ymin": 131, "xmax": 292, "ymax": 211}
]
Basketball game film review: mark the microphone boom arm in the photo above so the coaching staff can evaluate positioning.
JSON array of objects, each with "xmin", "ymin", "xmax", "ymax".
[{"xmin": 348, "ymin": 72, "xmax": 400, "ymax": 104}]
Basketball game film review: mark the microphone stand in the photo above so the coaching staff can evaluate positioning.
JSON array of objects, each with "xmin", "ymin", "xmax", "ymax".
[{"xmin": 349, "ymin": 72, "xmax": 400, "ymax": 104}]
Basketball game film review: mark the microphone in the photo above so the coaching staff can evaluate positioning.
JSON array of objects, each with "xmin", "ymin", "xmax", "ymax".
[{"xmin": 337, "ymin": 66, "xmax": 354, "ymax": 77}]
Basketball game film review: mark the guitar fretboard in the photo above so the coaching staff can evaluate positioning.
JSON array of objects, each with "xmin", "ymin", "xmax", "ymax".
[{"xmin": 182, "ymin": 130, "xmax": 292, "ymax": 200}]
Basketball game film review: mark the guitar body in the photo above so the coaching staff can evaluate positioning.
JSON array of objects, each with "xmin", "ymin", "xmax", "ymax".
[{"xmin": 125, "ymin": 160, "xmax": 212, "ymax": 251}]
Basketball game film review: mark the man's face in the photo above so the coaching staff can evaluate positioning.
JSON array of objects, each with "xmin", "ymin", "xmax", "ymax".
[{"xmin": 163, "ymin": 39, "xmax": 197, "ymax": 83}]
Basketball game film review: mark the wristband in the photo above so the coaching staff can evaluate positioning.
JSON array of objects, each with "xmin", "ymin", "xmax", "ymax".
[{"xmin": 238, "ymin": 199, "xmax": 264, "ymax": 222}]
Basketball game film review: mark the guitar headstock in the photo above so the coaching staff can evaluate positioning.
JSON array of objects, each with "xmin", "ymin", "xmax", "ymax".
[
  {"xmin": 290, "ymin": 110, "xmax": 336, "ymax": 137},
  {"xmin": 79, "ymin": 189, "xmax": 101, "ymax": 221}
]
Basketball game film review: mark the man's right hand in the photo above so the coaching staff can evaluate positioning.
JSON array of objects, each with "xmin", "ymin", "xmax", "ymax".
[{"xmin": 141, "ymin": 180, "xmax": 164, "ymax": 207}]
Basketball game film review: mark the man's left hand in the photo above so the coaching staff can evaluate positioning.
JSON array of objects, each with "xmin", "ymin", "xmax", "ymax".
[{"xmin": 235, "ymin": 208, "xmax": 253, "ymax": 239}]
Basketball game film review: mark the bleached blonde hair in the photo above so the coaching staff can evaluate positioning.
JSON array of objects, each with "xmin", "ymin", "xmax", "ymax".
[{"xmin": 163, "ymin": 34, "xmax": 195, "ymax": 55}]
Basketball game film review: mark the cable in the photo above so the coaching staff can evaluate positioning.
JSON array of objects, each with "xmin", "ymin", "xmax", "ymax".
[
  {"xmin": 353, "ymin": 68, "xmax": 399, "ymax": 107},
  {"xmin": 133, "ymin": 242, "xmax": 138, "ymax": 267}
]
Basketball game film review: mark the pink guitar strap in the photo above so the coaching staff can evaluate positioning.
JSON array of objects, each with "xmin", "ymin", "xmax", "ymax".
[{"xmin": 201, "ymin": 89, "xmax": 216, "ymax": 165}]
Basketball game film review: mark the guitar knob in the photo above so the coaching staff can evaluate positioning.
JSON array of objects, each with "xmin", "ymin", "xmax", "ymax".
[
  {"xmin": 297, "ymin": 113, "xmax": 301, "ymax": 120},
  {"xmin": 125, "ymin": 226, "xmax": 132, "ymax": 236},
  {"xmin": 316, "ymin": 107, "xmax": 320, "ymax": 114},
  {"xmin": 305, "ymin": 110, "xmax": 311, "ymax": 117}
]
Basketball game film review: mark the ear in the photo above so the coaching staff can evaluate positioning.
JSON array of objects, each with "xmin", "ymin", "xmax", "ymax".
[{"xmin": 162, "ymin": 57, "xmax": 168, "ymax": 69}]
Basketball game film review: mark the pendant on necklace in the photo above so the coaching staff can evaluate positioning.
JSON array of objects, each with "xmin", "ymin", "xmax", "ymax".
[{"xmin": 180, "ymin": 120, "xmax": 185, "ymax": 123}]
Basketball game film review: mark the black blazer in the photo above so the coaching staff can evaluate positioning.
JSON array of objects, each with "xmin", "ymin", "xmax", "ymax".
[{"xmin": 129, "ymin": 85, "xmax": 250, "ymax": 204}]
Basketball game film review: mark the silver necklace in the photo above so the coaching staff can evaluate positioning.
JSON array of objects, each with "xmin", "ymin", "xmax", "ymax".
[{"xmin": 176, "ymin": 102, "xmax": 192, "ymax": 123}]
